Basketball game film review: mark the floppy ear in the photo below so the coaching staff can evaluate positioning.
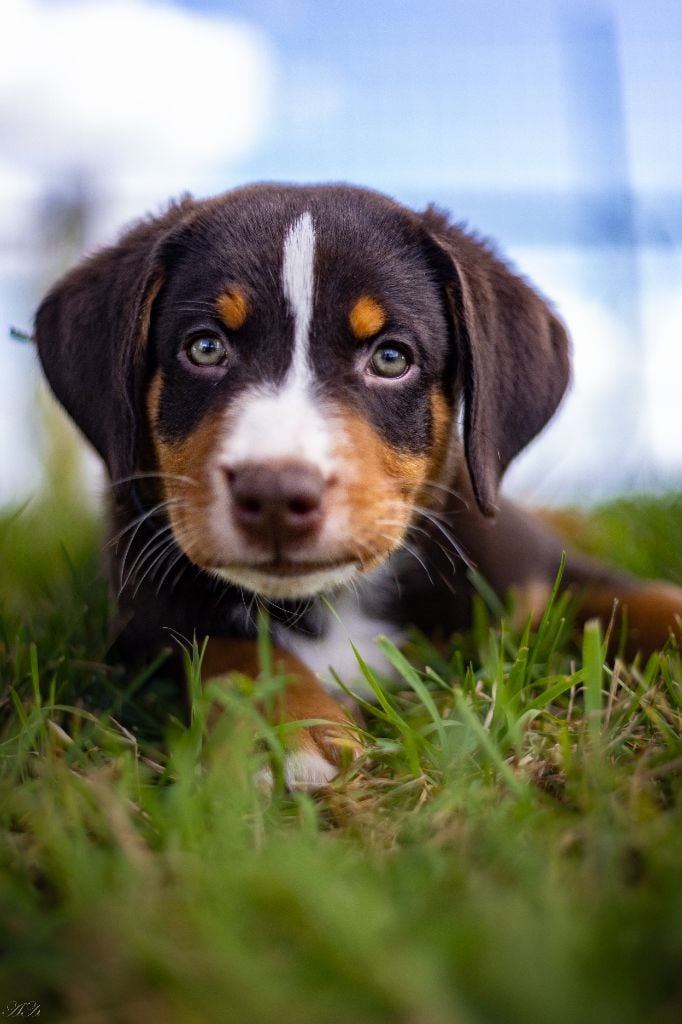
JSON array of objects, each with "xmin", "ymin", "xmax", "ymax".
[
  {"xmin": 35, "ymin": 199, "xmax": 193, "ymax": 488},
  {"xmin": 420, "ymin": 207, "xmax": 570, "ymax": 516}
]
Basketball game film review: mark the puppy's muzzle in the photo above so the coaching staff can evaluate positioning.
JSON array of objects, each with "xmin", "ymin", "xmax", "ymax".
[{"xmin": 226, "ymin": 461, "xmax": 328, "ymax": 551}]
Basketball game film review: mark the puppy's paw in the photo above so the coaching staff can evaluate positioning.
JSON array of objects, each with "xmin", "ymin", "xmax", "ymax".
[
  {"xmin": 257, "ymin": 721, "xmax": 362, "ymax": 793},
  {"xmin": 285, "ymin": 722, "xmax": 362, "ymax": 791},
  {"xmin": 202, "ymin": 638, "xmax": 364, "ymax": 793},
  {"xmin": 283, "ymin": 744, "xmax": 341, "ymax": 792}
]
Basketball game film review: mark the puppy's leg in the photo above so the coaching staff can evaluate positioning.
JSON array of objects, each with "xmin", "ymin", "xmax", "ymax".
[
  {"xmin": 448, "ymin": 486, "xmax": 682, "ymax": 657},
  {"xmin": 201, "ymin": 638, "xmax": 362, "ymax": 791},
  {"xmin": 520, "ymin": 508, "xmax": 682, "ymax": 656},
  {"xmin": 567, "ymin": 580, "xmax": 682, "ymax": 658}
]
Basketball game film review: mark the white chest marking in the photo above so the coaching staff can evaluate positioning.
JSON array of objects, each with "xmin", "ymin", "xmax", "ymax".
[{"xmin": 281, "ymin": 590, "xmax": 407, "ymax": 694}]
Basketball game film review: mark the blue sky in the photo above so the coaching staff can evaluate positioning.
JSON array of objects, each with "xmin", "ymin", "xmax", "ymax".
[
  {"xmin": 108, "ymin": 0, "xmax": 682, "ymax": 492},
  {"xmin": 178, "ymin": 1, "xmax": 682, "ymax": 207}
]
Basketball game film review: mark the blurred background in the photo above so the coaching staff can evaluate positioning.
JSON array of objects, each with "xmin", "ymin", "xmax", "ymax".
[{"xmin": 1, "ymin": 0, "xmax": 681, "ymax": 507}]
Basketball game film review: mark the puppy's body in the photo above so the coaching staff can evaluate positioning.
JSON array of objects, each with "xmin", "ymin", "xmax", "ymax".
[{"xmin": 36, "ymin": 184, "xmax": 682, "ymax": 787}]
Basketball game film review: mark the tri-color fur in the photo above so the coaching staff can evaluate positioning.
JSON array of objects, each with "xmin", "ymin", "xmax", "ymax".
[{"xmin": 35, "ymin": 183, "xmax": 682, "ymax": 789}]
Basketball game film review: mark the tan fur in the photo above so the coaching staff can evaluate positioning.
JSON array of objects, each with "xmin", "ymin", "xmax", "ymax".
[
  {"xmin": 146, "ymin": 369, "xmax": 164, "ymax": 427},
  {"xmin": 137, "ymin": 275, "xmax": 164, "ymax": 355},
  {"xmin": 508, "ymin": 575, "xmax": 682, "ymax": 658},
  {"xmin": 416, "ymin": 390, "xmax": 453, "ymax": 506},
  {"xmin": 149, "ymin": 397, "xmax": 230, "ymax": 567},
  {"xmin": 148, "ymin": 379, "xmax": 451, "ymax": 579},
  {"xmin": 532, "ymin": 505, "xmax": 592, "ymax": 547},
  {"xmin": 349, "ymin": 295, "xmax": 386, "ymax": 339},
  {"xmin": 528, "ymin": 505, "xmax": 682, "ymax": 653},
  {"xmin": 510, "ymin": 579, "xmax": 552, "ymax": 631},
  {"xmin": 334, "ymin": 408, "xmax": 430, "ymax": 570},
  {"xmin": 202, "ymin": 638, "xmax": 361, "ymax": 766},
  {"xmin": 216, "ymin": 288, "xmax": 248, "ymax": 331},
  {"xmin": 576, "ymin": 581, "xmax": 682, "ymax": 658}
]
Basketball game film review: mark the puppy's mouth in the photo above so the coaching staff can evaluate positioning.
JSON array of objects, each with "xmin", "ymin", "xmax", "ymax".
[
  {"xmin": 222, "ymin": 558, "xmax": 358, "ymax": 577},
  {"xmin": 209, "ymin": 558, "xmax": 362, "ymax": 599}
]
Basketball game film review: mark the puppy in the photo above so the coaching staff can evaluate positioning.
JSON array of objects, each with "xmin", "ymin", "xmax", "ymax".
[{"xmin": 35, "ymin": 183, "xmax": 682, "ymax": 788}]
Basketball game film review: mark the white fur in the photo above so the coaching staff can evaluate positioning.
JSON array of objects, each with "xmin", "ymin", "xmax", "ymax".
[
  {"xmin": 281, "ymin": 211, "xmax": 316, "ymax": 386},
  {"xmin": 220, "ymin": 383, "xmax": 337, "ymax": 476},
  {"xmin": 255, "ymin": 750, "xmax": 339, "ymax": 793},
  {"xmin": 282, "ymin": 586, "xmax": 406, "ymax": 691},
  {"xmin": 212, "ymin": 560, "xmax": 359, "ymax": 600},
  {"xmin": 283, "ymin": 748, "xmax": 339, "ymax": 791}
]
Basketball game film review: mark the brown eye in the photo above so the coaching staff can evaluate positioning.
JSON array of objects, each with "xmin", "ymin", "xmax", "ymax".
[
  {"xmin": 187, "ymin": 335, "xmax": 227, "ymax": 367},
  {"xmin": 369, "ymin": 344, "xmax": 410, "ymax": 379}
]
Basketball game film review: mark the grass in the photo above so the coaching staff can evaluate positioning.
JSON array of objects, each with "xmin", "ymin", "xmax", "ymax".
[{"xmin": 1, "ymin": 491, "xmax": 682, "ymax": 1023}]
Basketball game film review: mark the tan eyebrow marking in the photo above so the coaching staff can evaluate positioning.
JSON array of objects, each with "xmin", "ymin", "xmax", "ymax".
[
  {"xmin": 216, "ymin": 288, "xmax": 248, "ymax": 330},
  {"xmin": 349, "ymin": 295, "xmax": 386, "ymax": 339}
]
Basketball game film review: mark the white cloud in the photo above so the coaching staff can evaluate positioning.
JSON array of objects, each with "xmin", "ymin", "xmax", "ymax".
[
  {"xmin": 0, "ymin": 0, "xmax": 275, "ymax": 505},
  {"xmin": 645, "ymin": 290, "xmax": 682, "ymax": 470},
  {"xmin": 0, "ymin": 0, "xmax": 274, "ymax": 198}
]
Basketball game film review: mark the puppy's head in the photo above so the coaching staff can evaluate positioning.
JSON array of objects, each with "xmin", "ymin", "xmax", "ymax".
[{"xmin": 36, "ymin": 184, "xmax": 569, "ymax": 599}]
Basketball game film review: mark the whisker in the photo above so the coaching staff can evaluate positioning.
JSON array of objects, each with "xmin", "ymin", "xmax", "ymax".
[
  {"xmin": 131, "ymin": 527, "xmax": 196, "ymax": 599},
  {"xmin": 378, "ymin": 512, "xmax": 458, "ymax": 577},
  {"xmin": 108, "ymin": 470, "xmax": 200, "ymax": 491},
  {"xmin": 370, "ymin": 513, "xmax": 461, "ymax": 592},
  {"xmin": 116, "ymin": 510, "xmax": 177, "ymax": 591},
  {"xmin": 375, "ymin": 516, "xmax": 458, "ymax": 575},
  {"xmin": 161, "ymin": 625, "xmax": 195, "ymax": 653},
  {"xmin": 383, "ymin": 553, "xmax": 403, "ymax": 600},
  {"xmin": 109, "ymin": 496, "xmax": 185, "ymax": 548},
  {"xmin": 377, "ymin": 531, "xmax": 433, "ymax": 584},
  {"xmin": 263, "ymin": 594, "xmax": 315, "ymax": 632},
  {"xmin": 244, "ymin": 589, "xmax": 259, "ymax": 630},
  {"xmin": 412, "ymin": 505, "xmax": 474, "ymax": 569},
  {"xmin": 120, "ymin": 524, "xmax": 177, "ymax": 596},
  {"xmin": 153, "ymin": 545, "xmax": 190, "ymax": 596},
  {"xmin": 167, "ymin": 560, "xmax": 191, "ymax": 595},
  {"xmin": 419, "ymin": 479, "xmax": 470, "ymax": 510}
]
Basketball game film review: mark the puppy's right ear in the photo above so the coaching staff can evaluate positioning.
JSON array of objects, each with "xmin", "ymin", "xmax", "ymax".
[{"xmin": 35, "ymin": 199, "xmax": 193, "ymax": 487}]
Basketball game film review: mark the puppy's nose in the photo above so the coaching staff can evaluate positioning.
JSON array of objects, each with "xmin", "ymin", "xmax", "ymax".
[{"xmin": 227, "ymin": 462, "xmax": 325, "ymax": 546}]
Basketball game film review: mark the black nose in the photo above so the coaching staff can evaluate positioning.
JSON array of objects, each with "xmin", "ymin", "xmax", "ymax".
[{"xmin": 227, "ymin": 462, "xmax": 325, "ymax": 547}]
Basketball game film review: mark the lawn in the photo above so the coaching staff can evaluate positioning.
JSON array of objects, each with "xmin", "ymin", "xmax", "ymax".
[{"xmin": 1, "ymin": 491, "xmax": 681, "ymax": 1023}]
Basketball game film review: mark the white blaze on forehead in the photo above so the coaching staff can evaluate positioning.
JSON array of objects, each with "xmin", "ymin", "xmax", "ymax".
[
  {"xmin": 281, "ymin": 211, "xmax": 316, "ymax": 384},
  {"xmin": 221, "ymin": 210, "xmax": 340, "ymax": 476}
]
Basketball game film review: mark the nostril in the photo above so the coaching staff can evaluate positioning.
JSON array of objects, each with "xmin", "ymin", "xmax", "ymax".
[
  {"xmin": 287, "ymin": 495, "xmax": 319, "ymax": 517},
  {"xmin": 226, "ymin": 466, "xmax": 268, "ymax": 523},
  {"xmin": 240, "ymin": 497, "xmax": 264, "ymax": 517}
]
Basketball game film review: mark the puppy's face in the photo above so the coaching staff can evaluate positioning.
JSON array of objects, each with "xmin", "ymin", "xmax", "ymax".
[
  {"xmin": 146, "ymin": 190, "xmax": 456, "ymax": 598},
  {"xmin": 37, "ymin": 183, "xmax": 570, "ymax": 601}
]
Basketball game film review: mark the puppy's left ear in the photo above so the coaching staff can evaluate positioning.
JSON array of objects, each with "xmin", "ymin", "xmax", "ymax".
[
  {"xmin": 420, "ymin": 208, "xmax": 570, "ymax": 516},
  {"xmin": 35, "ymin": 199, "xmax": 193, "ymax": 488}
]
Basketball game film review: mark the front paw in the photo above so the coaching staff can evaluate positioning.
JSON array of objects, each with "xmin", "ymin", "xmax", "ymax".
[
  {"xmin": 255, "ymin": 718, "xmax": 362, "ymax": 793},
  {"xmin": 282, "ymin": 721, "xmax": 362, "ymax": 791},
  {"xmin": 202, "ymin": 637, "xmax": 363, "ymax": 792}
]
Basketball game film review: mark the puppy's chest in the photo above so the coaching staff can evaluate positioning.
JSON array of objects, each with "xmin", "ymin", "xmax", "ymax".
[{"xmin": 276, "ymin": 585, "xmax": 406, "ymax": 690}]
